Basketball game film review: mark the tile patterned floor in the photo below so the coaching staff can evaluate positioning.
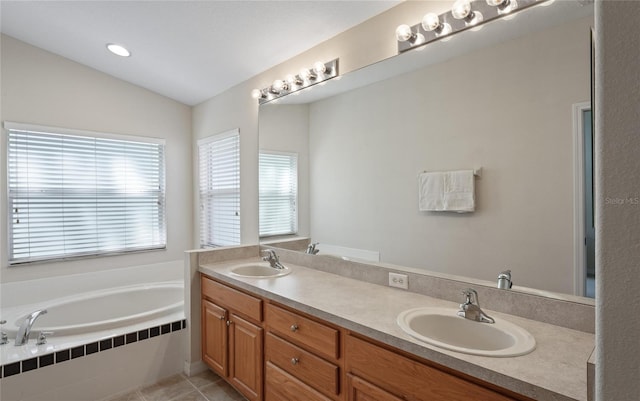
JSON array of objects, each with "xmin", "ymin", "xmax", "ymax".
[{"xmin": 105, "ymin": 370, "xmax": 246, "ymax": 401}]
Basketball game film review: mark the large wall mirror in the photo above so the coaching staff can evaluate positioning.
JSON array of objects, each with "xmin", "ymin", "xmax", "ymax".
[{"xmin": 258, "ymin": 1, "xmax": 595, "ymax": 301}]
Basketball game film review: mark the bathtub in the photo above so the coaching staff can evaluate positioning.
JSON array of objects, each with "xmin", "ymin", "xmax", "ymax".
[
  {"xmin": 0, "ymin": 261, "xmax": 187, "ymax": 401},
  {"xmin": 2, "ymin": 282, "xmax": 183, "ymax": 337}
]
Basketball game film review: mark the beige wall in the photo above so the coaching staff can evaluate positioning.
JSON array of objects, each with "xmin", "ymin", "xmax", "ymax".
[
  {"xmin": 595, "ymin": 2, "xmax": 640, "ymax": 400},
  {"xmin": 299, "ymin": 16, "xmax": 590, "ymax": 294},
  {"xmin": 0, "ymin": 35, "xmax": 193, "ymax": 282},
  {"xmin": 191, "ymin": 1, "xmax": 452, "ymax": 248}
]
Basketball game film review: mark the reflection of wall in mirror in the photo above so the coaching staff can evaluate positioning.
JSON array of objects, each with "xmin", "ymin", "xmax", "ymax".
[{"xmin": 261, "ymin": 16, "xmax": 592, "ymax": 295}]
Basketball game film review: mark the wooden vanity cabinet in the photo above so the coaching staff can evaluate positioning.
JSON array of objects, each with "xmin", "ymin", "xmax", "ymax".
[
  {"xmin": 264, "ymin": 303, "xmax": 342, "ymax": 401},
  {"xmin": 201, "ymin": 276, "xmax": 263, "ymax": 401},
  {"xmin": 345, "ymin": 334, "xmax": 530, "ymax": 401}
]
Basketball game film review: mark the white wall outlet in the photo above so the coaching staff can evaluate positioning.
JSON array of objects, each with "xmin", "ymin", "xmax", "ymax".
[{"xmin": 388, "ymin": 272, "xmax": 409, "ymax": 289}]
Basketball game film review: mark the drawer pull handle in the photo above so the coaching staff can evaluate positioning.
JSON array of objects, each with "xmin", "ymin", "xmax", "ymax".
[
  {"xmin": 290, "ymin": 324, "xmax": 299, "ymax": 332},
  {"xmin": 291, "ymin": 357, "xmax": 299, "ymax": 365}
]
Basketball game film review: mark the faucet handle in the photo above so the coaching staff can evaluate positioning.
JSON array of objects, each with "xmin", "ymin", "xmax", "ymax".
[
  {"xmin": 36, "ymin": 331, "xmax": 54, "ymax": 345},
  {"xmin": 0, "ymin": 320, "xmax": 7, "ymax": 345}
]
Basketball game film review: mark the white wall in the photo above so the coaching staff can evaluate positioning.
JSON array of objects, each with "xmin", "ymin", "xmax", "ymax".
[
  {"xmin": 0, "ymin": 35, "xmax": 193, "ymax": 283},
  {"xmin": 595, "ymin": 2, "xmax": 640, "ymax": 400},
  {"xmin": 258, "ymin": 104, "xmax": 310, "ymax": 238},
  {"xmin": 303, "ymin": 16, "xmax": 591, "ymax": 294}
]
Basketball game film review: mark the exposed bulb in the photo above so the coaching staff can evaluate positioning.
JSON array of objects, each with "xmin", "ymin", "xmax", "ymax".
[
  {"xmin": 421, "ymin": 13, "xmax": 441, "ymax": 32},
  {"xmin": 299, "ymin": 68, "xmax": 315, "ymax": 81},
  {"xmin": 452, "ymin": 0, "xmax": 484, "ymax": 25},
  {"xmin": 286, "ymin": 74, "xmax": 301, "ymax": 86},
  {"xmin": 313, "ymin": 61, "xmax": 327, "ymax": 75},
  {"xmin": 395, "ymin": 24, "xmax": 413, "ymax": 42},
  {"xmin": 271, "ymin": 79, "xmax": 287, "ymax": 93},
  {"xmin": 251, "ymin": 89, "xmax": 263, "ymax": 99},
  {"xmin": 486, "ymin": 0, "xmax": 505, "ymax": 5},
  {"xmin": 498, "ymin": 0, "xmax": 518, "ymax": 14},
  {"xmin": 452, "ymin": 0, "xmax": 472, "ymax": 19}
]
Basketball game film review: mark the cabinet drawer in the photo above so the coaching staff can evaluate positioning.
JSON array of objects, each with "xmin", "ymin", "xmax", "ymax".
[
  {"xmin": 265, "ymin": 333, "xmax": 339, "ymax": 398},
  {"xmin": 265, "ymin": 362, "xmax": 333, "ymax": 401},
  {"xmin": 346, "ymin": 335, "xmax": 518, "ymax": 401},
  {"xmin": 201, "ymin": 276, "xmax": 262, "ymax": 322},
  {"xmin": 266, "ymin": 303, "xmax": 339, "ymax": 359}
]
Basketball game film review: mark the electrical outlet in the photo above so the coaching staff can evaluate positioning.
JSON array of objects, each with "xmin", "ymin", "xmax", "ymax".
[{"xmin": 388, "ymin": 272, "xmax": 409, "ymax": 289}]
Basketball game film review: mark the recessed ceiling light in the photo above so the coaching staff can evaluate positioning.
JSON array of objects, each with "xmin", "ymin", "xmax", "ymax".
[{"xmin": 106, "ymin": 43, "xmax": 131, "ymax": 57}]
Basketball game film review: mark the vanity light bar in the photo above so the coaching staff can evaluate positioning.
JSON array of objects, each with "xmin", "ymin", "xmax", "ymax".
[
  {"xmin": 396, "ymin": 0, "xmax": 551, "ymax": 53},
  {"xmin": 251, "ymin": 59, "xmax": 339, "ymax": 105}
]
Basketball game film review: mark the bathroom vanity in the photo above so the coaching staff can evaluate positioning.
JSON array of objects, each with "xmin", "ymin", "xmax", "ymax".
[{"xmin": 197, "ymin": 252, "xmax": 594, "ymax": 401}]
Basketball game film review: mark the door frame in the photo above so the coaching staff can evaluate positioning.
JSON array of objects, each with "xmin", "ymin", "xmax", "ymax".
[{"xmin": 573, "ymin": 101, "xmax": 591, "ymax": 297}]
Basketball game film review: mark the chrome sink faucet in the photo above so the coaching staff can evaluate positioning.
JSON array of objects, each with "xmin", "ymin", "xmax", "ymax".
[
  {"xmin": 15, "ymin": 309, "xmax": 48, "ymax": 346},
  {"xmin": 497, "ymin": 270, "xmax": 513, "ymax": 289},
  {"xmin": 457, "ymin": 289, "xmax": 495, "ymax": 324},
  {"xmin": 305, "ymin": 242, "xmax": 319, "ymax": 255},
  {"xmin": 262, "ymin": 249, "xmax": 285, "ymax": 269}
]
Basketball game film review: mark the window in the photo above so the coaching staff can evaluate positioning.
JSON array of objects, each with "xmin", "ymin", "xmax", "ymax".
[
  {"xmin": 6, "ymin": 122, "xmax": 166, "ymax": 264},
  {"xmin": 198, "ymin": 129, "xmax": 240, "ymax": 247},
  {"xmin": 259, "ymin": 151, "xmax": 298, "ymax": 237}
]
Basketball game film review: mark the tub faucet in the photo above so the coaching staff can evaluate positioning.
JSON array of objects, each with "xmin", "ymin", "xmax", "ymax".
[
  {"xmin": 305, "ymin": 242, "xmax": 319, "ymax": 255},
  {"xmin": 457, "ymin": 289, "xmax": 495, "ymax": 324},
  {"xmin": 15, "ymin": 309, "xmax": 47, "ymax": 346},
  {"xmin": 262, "ymin": 249, "xmax": 285, "ymax": 269},
  {"xmin": 497, "ymin": 270, "xmax": 513, "ymax": 289},
  {"xmin": 1, "ymin": 320, "xmax": 8, "ymax": 345}
]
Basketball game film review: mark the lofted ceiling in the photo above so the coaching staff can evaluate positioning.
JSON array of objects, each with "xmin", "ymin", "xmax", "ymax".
[{"xmin": 0, "ymin": 0, "xmax": 400, "ymax": 106}]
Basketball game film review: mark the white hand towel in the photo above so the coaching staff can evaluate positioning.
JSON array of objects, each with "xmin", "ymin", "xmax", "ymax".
[
  {"xmin": 443, "ymin": 170, "xmax": 475, "ymax": 213},
  {"xmin": 418, "ymin": 172, "xmax": 444, "ymax": 211}
]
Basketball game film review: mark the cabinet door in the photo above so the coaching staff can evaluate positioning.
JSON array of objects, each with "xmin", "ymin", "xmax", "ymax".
[
  {"xmin": 229, "ymin": 313, "xmax": 263, "ymax": 401},
  {"xmin": 348, "ymin": 375, "xmax": 404, "ymax": 401},
  {"xmin": 202, "ymin": 299, "xmax": 228, "ymax": 377}
]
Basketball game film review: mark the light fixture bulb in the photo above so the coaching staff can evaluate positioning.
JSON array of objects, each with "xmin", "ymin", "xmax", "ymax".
[
  {"xmin": 272, "ymin": 79, "xmax": 287, "ymax": 93},
  {"xmin": 313, "ymin": 61, "xmax": 327, "ymax": 75},
  {"xmin": 299, "ymin": 68, "xmax": 315, "ymax": 81},
  {"xmin": 421, "ymin": 13, "xmax": 441, "ymax": 32},
  {"xmin": 452, "ymin": 0, "xmax": 472, "ymax": 19},
  {"xmin": 395, "ymin": 24, "xmax": 413, "ymax": 42},
  {"xmin": 498, "ymin": 0, "xmax": 518, "ymax": 14},
  {"xmin": 486, "ymin": 0, "xmax": 505, "ymax": 5},
  {"xmin": 251, "ymin": 89, "xmax": 262, "ymax": 99},
  {"xmin": 286, "ymin": 74, "xmax": 300, "ymax": 86},
  {"xmin": 106, "ymin": 43, "xmax": 131, "ymax": 57}
]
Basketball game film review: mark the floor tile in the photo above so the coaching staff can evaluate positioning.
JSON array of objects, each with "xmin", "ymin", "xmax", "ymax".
[
  {"xmin": 167, "ymin": 389, "xmax": 208, "ymax": 401},
  {"xmin": 199, "ymin": 381, "xmax": 245, "ymax": 401},
  {"xmin": 184, "ymin": 370, "xmax": 222, "ymax": 389},
  {"xmin": 104, "ymin": 390, "xmax": 145, "ymax": 401},
  {"xmin": 139, "ymin": 374, "xmax": 195, "ymax": 401}
]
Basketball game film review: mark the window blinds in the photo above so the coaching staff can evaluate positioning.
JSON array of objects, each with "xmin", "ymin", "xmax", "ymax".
[
  {"xmin": 259, "ymin": 151, "xmax": 298, "ymax": 237},
  {"xmin": 6, "ymin": 124, "xmax": 166, "ymax": 264},
  {"xmin": 198, "ymin": 130, "xmax": 241, "ymax": 247}
]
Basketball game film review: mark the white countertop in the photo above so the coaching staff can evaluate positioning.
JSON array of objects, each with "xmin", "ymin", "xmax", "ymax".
[{"xmin": 200, "ymin": 257, "xmax": 594, "ymax": 401}]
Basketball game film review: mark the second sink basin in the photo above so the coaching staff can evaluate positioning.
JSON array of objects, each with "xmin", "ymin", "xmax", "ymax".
[
  {"xmin": 397, "ymin": 307, "xmax": 536, "ymax": 357},
  {"xmin": 229, "ymin": 263, "xmax": 291, "ymax": 278}
]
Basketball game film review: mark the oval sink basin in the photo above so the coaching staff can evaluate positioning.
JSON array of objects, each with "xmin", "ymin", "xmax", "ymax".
[
  {"xmin": 397, "ymin": 307, "xmax": 536, "ymax": 357},
  {"xmin": 229, "ymin": 263, "xmax": 291, "ymax": 278}
]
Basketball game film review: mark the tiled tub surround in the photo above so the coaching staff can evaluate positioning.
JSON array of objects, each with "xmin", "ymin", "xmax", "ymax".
[
  {"xmin": 198, "ymin": 254, "xmax": 595, "ymax": 401},
  {"xmin": 0, "ymin": 261, "xmax": 187, "ymax": 401}
]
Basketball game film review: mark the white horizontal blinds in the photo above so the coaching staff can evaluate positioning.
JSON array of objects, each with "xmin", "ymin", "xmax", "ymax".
[
  {"xmin": 7, "ymin": 127, "xmax": 166, "ymax": 264},
  {"xmin": 259, "ymin": 151, "xmax": 298, "ymax": 237},
  {"xmin": 198, "ymin": 129, "xmax": 240, "ymax": 247}
]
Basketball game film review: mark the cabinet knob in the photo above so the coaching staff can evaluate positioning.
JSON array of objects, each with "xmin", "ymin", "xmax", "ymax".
[
  {"xmin": 291, "ymin": 357, "xmax": 299, "ymax": 365},
  {"xmin": 226, "ymin": 320, "xmax": 231, "ymax": 327},
  {"xmin": 219, "ymin": 315, "xmax": 225, "ymax": 321},
  {"xmin": 290, "ymin": 324, "xmax": 298, "ymax": 332}
]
